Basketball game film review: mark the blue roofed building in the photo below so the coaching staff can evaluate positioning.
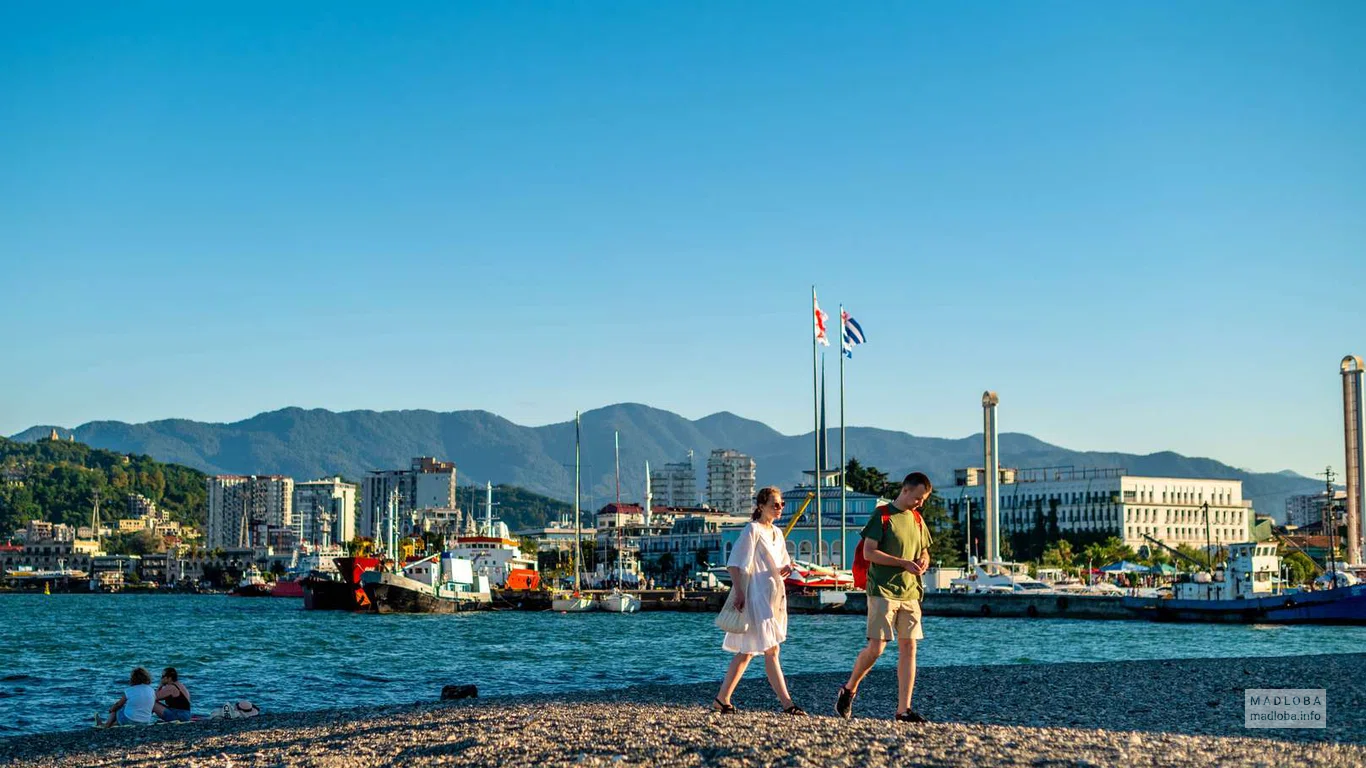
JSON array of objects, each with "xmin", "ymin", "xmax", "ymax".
[{"xmin": 719, "ymin": 485, "xmax": 886, "ymax": 569}]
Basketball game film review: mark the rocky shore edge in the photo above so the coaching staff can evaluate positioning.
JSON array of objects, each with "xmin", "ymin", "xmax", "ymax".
[{"xmin": 2, "ymin": 653, "xmax": 1362, "ymax": 767}]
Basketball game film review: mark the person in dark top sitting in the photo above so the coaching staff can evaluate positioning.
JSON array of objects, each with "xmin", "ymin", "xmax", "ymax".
[{"xmin": 153, "ymin": 667, "xmax": 192, "ymax": 722}]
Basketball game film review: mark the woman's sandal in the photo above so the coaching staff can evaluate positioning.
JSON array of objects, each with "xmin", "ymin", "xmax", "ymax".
[
  {"xmin": 783, "ymin": 704, "xmax": 807, "ymax": 715},
  {"xmin": 711, "ymin": 697, "xmax": 737, "ymax": 714}
]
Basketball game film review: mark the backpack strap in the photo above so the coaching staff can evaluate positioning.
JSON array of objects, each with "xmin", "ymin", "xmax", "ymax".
[{"xmin": 874, "ymin": 505, "xmax": 892, "ymax": 543}]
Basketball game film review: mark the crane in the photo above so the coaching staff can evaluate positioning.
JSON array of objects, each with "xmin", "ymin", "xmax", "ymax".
[{"xmin": 1140, "ymin": 533, "xmax": 1210, "ymax": 572}]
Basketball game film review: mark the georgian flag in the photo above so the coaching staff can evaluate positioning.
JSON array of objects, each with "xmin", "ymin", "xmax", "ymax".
[
  {"xmin": 841, "ymin": 310, "xmax": 865, "ymax": 358},
  {"xmin": 813, "ymin": 293, "xmax": 830, "ymax": 346}
]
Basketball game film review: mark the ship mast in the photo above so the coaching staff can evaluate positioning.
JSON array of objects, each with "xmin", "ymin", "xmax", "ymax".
[
  {"xmin": 485, "ymin": 481, "xmax": 494, "ymax": 538},
  {"xmin": 615, "ymin": 431, "xmax": 622, "ymax": 587},
  {"xmin": 574, "ymin": 411, "xmax": 582, "ymax": 594}
]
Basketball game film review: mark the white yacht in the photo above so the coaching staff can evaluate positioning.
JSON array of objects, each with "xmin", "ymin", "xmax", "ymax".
[
  {"xmin": 595, "ymin": 588, "xmax": 642, "ymax": 613},
  {"xmin": 950, "ymin": 561, "xmax": 1055, "ymax": 594}
]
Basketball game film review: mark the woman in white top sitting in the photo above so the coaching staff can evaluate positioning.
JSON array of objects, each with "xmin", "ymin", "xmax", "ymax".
[
  {"xmin": 103, "ymin": 667, "xmax": 156, "ymax": 727},
  {"xmin": 712, "ymin": 486, "xmax": 805, "ymax": 715}
]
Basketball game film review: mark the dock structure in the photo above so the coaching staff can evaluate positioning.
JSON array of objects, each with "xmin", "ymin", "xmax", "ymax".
[{"xmin": 495, "ymin": 587, "xmax": 1144, "ymax": 619}]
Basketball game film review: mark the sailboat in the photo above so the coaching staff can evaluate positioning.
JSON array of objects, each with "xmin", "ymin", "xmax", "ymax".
[
  {"xmin": 595, "ymin": 430, "xmax": 642, "ymax": 613},
  {"xmin": 552, "ymin": 411, "xmax": 595, "ymax": 613}
]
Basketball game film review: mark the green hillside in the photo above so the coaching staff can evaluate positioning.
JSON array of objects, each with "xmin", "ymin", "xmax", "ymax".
[
  {"xmin": 463, "ymin": 483, "xmax": 575, "ymax": 532},
  {"xmin": 0, "ymin": 436, "xmax": 208, "ymax": 537}
]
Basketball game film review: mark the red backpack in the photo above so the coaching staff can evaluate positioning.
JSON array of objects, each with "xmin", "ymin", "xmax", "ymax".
[{"xmin": 851, "ymin": 505, "xmax": 923, "ymax": 589}]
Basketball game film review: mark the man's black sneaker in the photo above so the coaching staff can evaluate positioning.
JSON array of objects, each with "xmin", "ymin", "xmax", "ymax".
[
  {"xmin": 895, "ymin": 710, "xmax": 929, "ymax": 723},
  {"xmin": 835, "ymin": 685, "xmax": 856, "ymax": 719}
]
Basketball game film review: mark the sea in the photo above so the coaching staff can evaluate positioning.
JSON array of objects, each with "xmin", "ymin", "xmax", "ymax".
[{"xmin": 2, "ymin": 593, "xmax": 1364, "ymax": 737}]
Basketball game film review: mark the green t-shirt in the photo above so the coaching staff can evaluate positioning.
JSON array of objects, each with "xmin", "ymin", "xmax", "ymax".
[{"xmin": 861, "ymin": 503, "xmax": 932, "ymax": 601}]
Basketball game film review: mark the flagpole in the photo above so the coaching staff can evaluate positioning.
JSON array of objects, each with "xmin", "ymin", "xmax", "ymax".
[
  {"xmin": 819, "ymin": 357, "xmax": 827, "ymax": 568},
  {"xmin": 839, "ymin": 305, "xmax": 847, "ymax": 570},
  {"xmin": 811, "ymin": 286, "xmax": 823, "ymax": 568}
]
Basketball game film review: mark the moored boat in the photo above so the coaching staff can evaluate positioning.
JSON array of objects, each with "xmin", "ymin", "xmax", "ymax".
[
  {"xmin": 949, "ymin": 562, "xmax": 1056, "ymax": 594},
  {"xmin": 1123, "ymin": 542, "xmax": 1366, "ymax": 624},
  {"xmin": 269, "ymin": 574, "xmax": 305, "ymax": 598},
  {"xmin": 450, "ymin": 484, "xmax": 541, "ymax": 591},
  {"xmin": 783, "ymin": 560, "xmax": 854, "ymax": 591},
  {"xmin": 551, "ymin": 593, "xmax": 595, "ymax": 612},
  {"xmin": 595, "ymin": 589, "xmax": 641, "ymax": 613},
  {"xmin": 231, "ymin": 568, "xmax": 273, "ymax": 598},
  {"xmin": 551, "ymin": 412, "xmax": 594, "ymax": 615},
  {"xmin": 361, "ymin": 552, "xmax": 492, "ymax": 614},
  {"xmin": 303, "ymin": 556, "xmax": 379, "ymax": 611}
]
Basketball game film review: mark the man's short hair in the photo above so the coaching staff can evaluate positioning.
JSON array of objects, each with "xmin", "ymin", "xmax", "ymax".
[{"xmin": 902, "ymin": 472, "xmax": 933, "ymax": 492}]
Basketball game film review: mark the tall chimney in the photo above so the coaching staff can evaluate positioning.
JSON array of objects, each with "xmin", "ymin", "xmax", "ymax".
[
  {"xmin": 1343, "ymin": 356, "xmax": 1365, "ymax": 566},
  {"xmin": 982, "ymin": 391, "xmax": 1001, "ymax": 565}
]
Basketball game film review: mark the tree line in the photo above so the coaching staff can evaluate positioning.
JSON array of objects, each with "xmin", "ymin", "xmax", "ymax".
[{"xmin": 0, "ymin": 437, "xmax": 208, "ymax": 539}]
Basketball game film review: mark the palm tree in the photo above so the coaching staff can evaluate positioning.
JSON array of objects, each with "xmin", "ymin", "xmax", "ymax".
[
  {"xmin": 1041, "ymin": 539, "xmax": 1075, "ymax": 569},
  {"xmin": 1082, "ymin": 542, "xmax": 1107, "ymax": 567}
]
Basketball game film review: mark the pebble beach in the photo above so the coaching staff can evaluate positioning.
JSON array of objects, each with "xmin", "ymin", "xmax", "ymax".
[{"xmin": 2, "ymin": 653, "xmax": 1361, "ymax": 767}]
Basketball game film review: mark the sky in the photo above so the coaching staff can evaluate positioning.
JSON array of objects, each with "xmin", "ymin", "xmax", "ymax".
[{"xmin": 2, "ymin": 1, "xmax": 1363, "ymax": 477}]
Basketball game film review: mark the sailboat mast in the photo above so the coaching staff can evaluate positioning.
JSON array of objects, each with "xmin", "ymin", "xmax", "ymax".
[
  {"xmin": 614, "ymin": 431, "xmax": 622, "ymax": 585},
  {"xmin": 574, "ymin": 411, "xmax": 582, "ymax": 594}
]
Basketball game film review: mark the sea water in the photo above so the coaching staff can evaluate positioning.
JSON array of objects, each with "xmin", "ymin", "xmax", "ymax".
[{"xmin": 1, "ymin": 593, "xmax": 1363, "ymax": 736}]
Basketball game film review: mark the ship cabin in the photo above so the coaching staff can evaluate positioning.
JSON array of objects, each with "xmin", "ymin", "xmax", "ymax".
[{"xmin": 1173, "ymin": 541, "xmax": 1281, "ymax": 601}]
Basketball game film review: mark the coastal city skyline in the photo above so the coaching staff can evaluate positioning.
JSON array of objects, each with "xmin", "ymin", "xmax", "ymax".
[
  {"xmin": 5, "ymin": 4, "xmax": 1365, "ymax": 761},
  {"xmin": 2, "ymin": 3, "xmax": 1363, "ymax": 478}
]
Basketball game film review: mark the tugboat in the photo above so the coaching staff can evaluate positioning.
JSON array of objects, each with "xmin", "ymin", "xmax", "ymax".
[
  {"xmin": 231, "ymin": 567, "xmax": 273, "ymax": 598},
  {"xmin": 1123, "ymin": 541, "xmax": 1366, "ymax": 624},
  {"xmin": 361, "ymin": 552, "xmax": 492, "ymax": 613}
]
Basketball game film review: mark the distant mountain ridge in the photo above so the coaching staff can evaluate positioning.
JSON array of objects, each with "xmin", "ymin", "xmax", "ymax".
[{"xmin": 13, "ymin": 404, "xmax": 1322, "ymax": 522}]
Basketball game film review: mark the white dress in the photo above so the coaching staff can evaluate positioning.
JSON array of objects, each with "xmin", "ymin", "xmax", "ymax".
[{"xmin": 722, "ymin": 521, "xmax": 791, "ymax": 654}]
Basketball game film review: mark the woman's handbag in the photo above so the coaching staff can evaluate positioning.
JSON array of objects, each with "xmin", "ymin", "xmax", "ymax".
[{"xmin": 715, "ymin": 575, "xmax": 749, "ymax": 634}]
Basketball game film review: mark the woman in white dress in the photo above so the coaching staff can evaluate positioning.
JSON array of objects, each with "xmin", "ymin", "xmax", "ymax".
[{"xmin": 712, "ymin": 486, "xmax": 806, "ymax": 715}]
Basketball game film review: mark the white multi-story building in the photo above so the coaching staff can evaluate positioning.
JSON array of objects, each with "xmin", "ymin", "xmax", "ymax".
[
  {"xmin": 360, "ymin": 457, "xmax": 457, "ymax": 540},
  {"xmin": 650, "ymin": 455, "xmax": 697, "ymax": 508},
  {"xmin": 1285, "ymin": 490, "xmax": 1347, "ymax": 528},
  {"xmin": 205, "ymin": 475, "xmax": 294, "ymax": 550},
  {"xmin": 940, "ymin": 468, "xmax": 1252, "ymax": 552},
  {"xmin": 292, "ymin": 477, "xmax": 358, "ymax": 547},
  {"xmin": 706, "ymin": 449, "xmax": 756, "ymax": 517},
  {"xmin": 205, "ymin": 476, "xmax": 247, "ymax": 549}
]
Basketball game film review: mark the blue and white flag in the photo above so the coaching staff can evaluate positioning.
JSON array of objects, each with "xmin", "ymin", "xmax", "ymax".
[{"xmin": 841, "ymin": 310, "xmax": 865, "ymax": 358}]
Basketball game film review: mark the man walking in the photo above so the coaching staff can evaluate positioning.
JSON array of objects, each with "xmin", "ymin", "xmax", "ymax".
[{"xmin": 836, "ymin": 472, "xmax": 933, "ymax": 722}]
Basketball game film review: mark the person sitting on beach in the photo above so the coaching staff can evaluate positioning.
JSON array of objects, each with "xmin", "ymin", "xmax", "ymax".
[
  {"xmin": 154, "ymin": 667, "xmax": 192, "ymax": 722},
  {"xmin": 102, "ymin": 667, "xmax": 156, "ymax": 727},
  {"xmin": 836, "ymin": 472, "xmax": 934, "ymax": 723},
  {"xmin": 711, "ymin": 486, "xmax": 805, "ymax": 715}
]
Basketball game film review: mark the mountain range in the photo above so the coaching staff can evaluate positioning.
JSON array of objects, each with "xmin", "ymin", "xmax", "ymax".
[{"xmin": 12, "ymin": 404, "xmax": 1322, "ymax": 522}]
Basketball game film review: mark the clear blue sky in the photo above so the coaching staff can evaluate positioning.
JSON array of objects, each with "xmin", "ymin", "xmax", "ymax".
[{"xmin": 2, "ymin": 2, "xmax": 1363, "ymax": 477}]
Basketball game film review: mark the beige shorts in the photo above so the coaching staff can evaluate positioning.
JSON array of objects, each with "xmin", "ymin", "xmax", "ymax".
[{"xmin": 867, "ymin": 595, "xmax": 924, "ymax": 641}]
